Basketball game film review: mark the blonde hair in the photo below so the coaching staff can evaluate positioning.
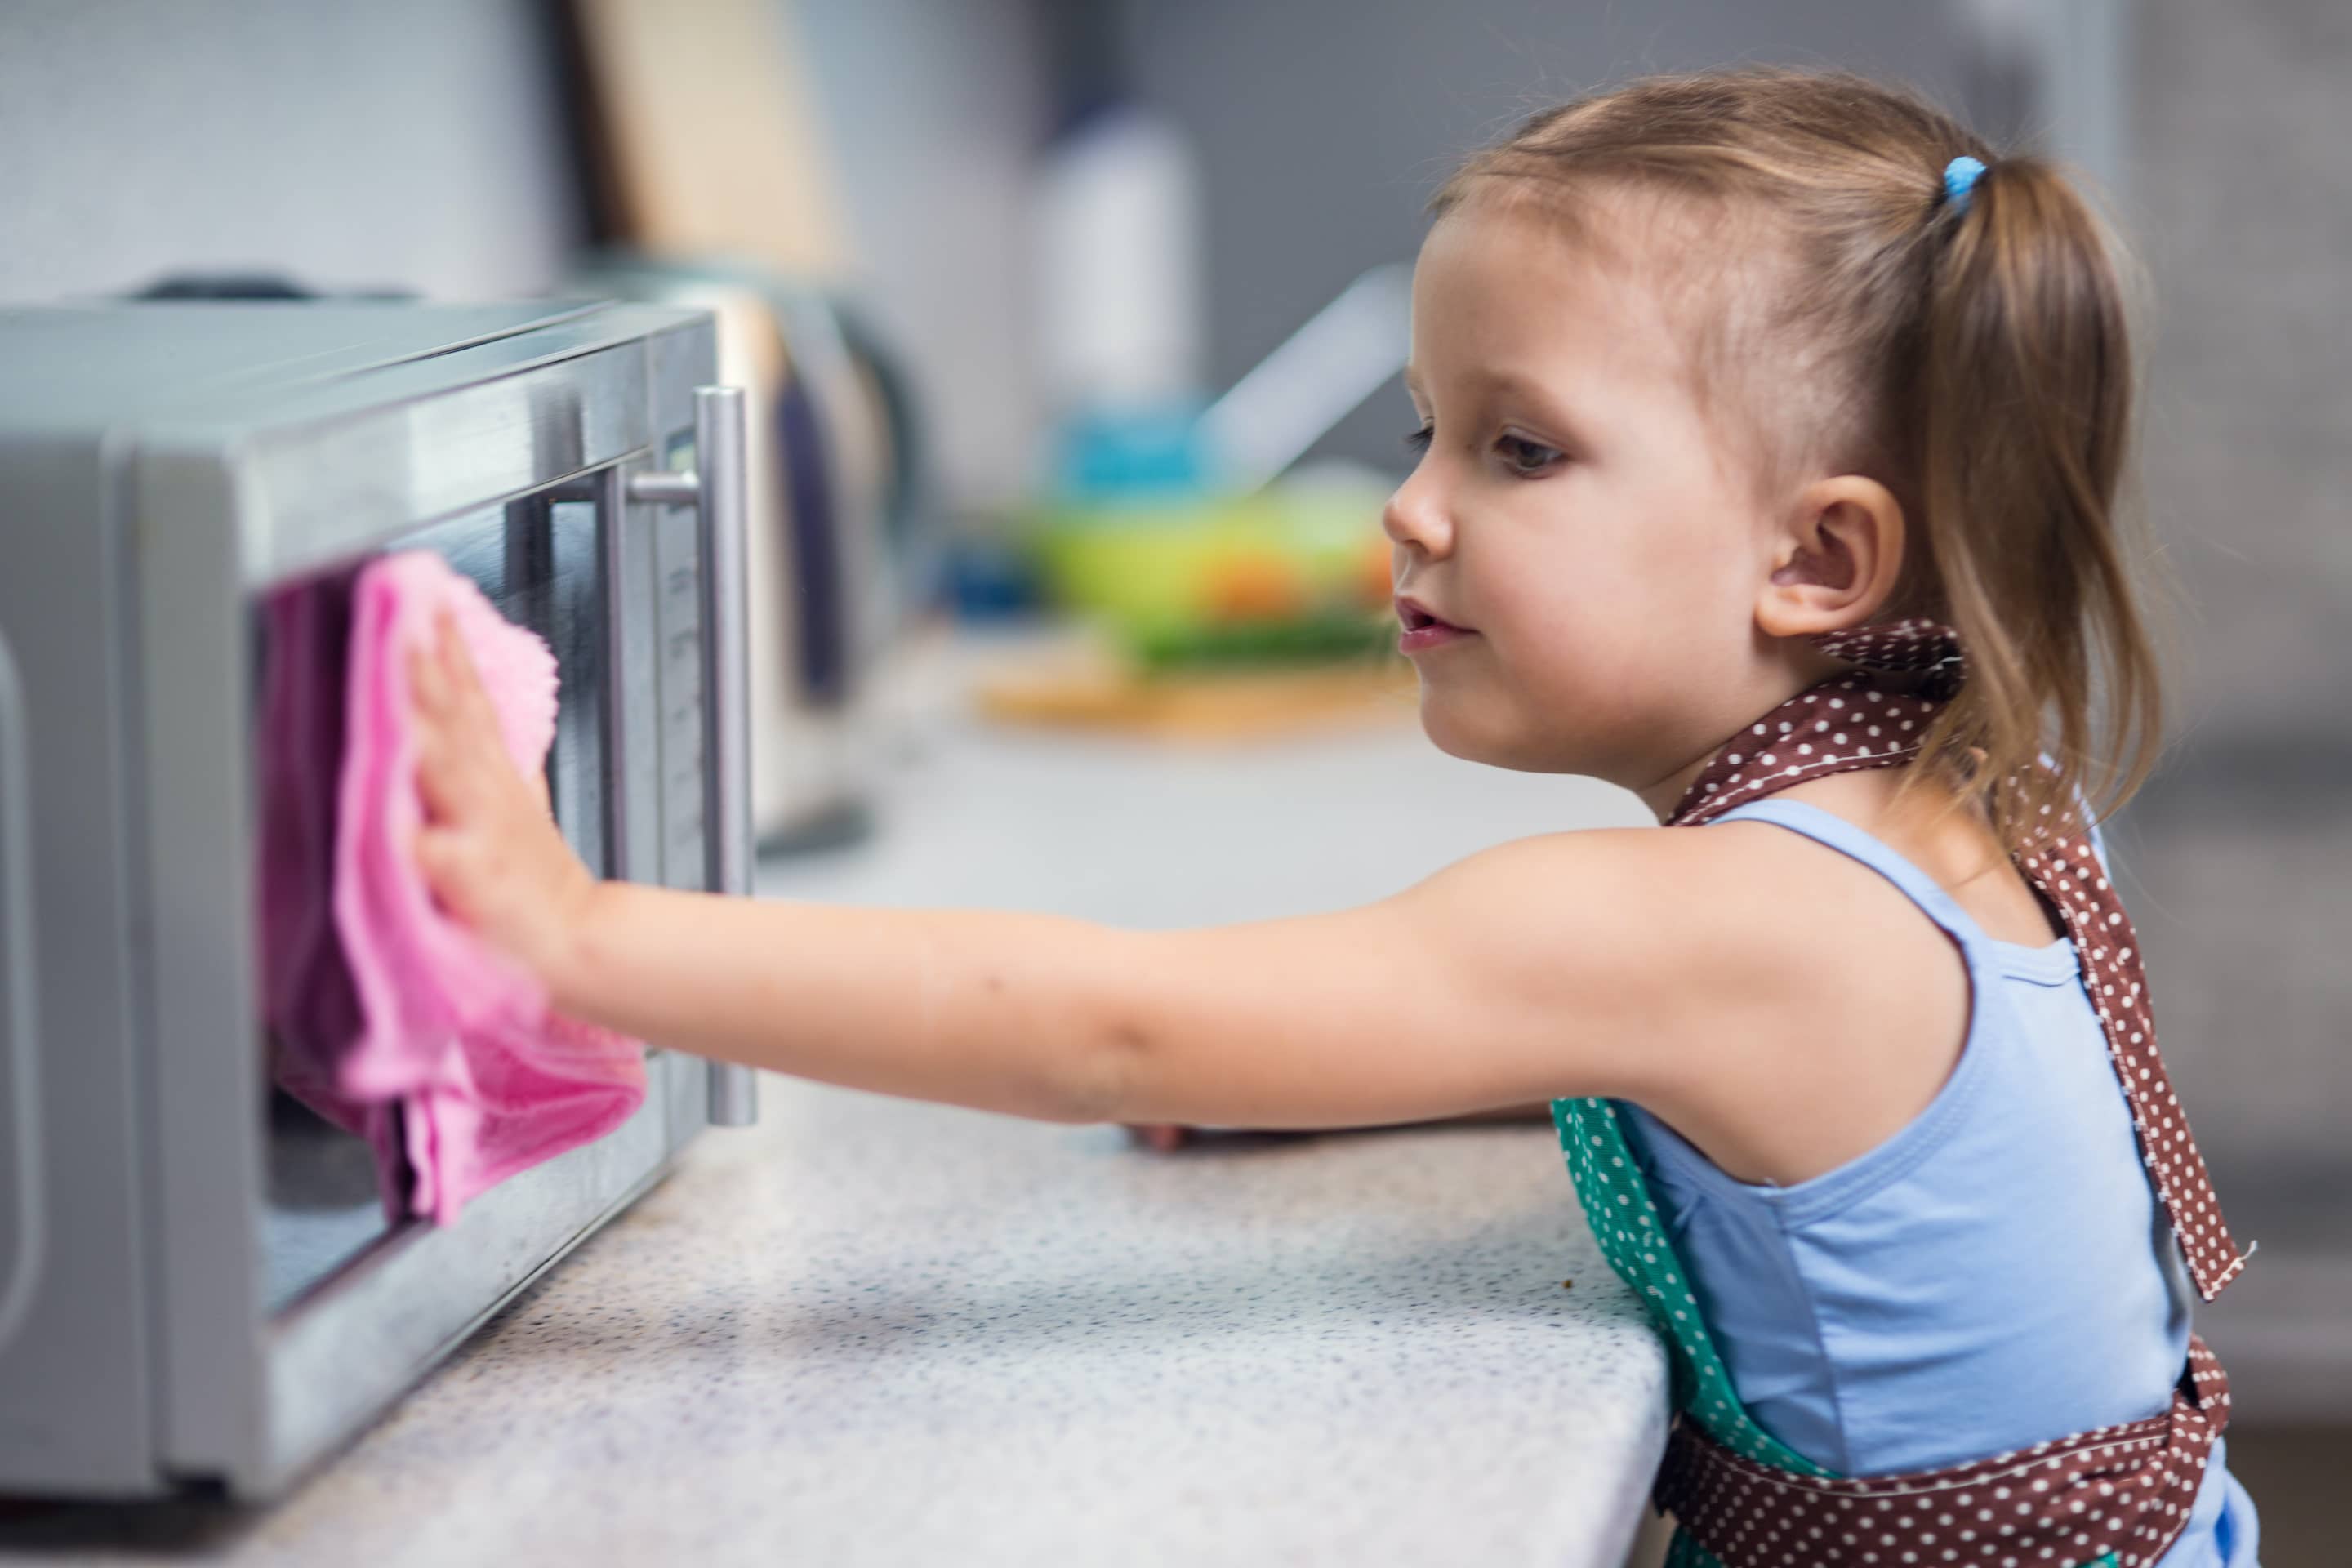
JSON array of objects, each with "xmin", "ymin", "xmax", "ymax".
[{"xmin": 1433, "ymin": 69, "xmax": 2164, "ymax": 849}]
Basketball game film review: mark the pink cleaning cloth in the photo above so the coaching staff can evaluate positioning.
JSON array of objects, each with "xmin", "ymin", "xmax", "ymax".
[{"xmin": 330, "ymin": 550, "xmax": 646, "ymax": 1226}]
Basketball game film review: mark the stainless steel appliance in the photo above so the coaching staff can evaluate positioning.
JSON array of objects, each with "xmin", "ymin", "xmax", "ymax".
[{"xmin": 0, "ymin": 301, "xmax": 757, "ymax": 1499}]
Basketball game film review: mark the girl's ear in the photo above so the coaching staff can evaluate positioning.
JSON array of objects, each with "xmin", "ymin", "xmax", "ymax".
[{"xmin": 1756, "ymin": 475, "xmax": 1907, "ymax": 640}]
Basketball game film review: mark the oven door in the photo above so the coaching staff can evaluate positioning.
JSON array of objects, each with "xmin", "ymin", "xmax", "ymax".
[{"xmin": 129, "ymin": 332, "xmax": 754, "ymax": 1498}]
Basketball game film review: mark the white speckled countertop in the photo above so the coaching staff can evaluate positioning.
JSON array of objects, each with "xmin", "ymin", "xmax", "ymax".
[{"xmin": 5, "ymin": 635, "xmax": 1668, "ymax": 1567}]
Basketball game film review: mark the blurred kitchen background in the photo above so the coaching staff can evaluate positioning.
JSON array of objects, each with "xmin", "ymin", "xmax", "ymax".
[{"xmin": 3, "ymin": 0, "xmax": 2343, "ymax": 1553}]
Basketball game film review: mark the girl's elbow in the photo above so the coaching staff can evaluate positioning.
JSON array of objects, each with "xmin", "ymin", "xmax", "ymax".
[{"xmin": 1048, "ymin": 1010, "xmax": 1156, "ymax": 1125}]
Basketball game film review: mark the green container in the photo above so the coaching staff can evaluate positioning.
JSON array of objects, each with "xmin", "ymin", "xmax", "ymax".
[{"xmin": 1031, "ymin": 488, "xmax": 1396, "ymax": 670}]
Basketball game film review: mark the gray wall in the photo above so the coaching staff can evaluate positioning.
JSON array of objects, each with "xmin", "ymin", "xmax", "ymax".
[
  {"xmin": 2127, "ymin": 0, "xmax": 2352, "ymax": 1159},
  {"xmin": 795, "ymin": 0, "xmax": 1053, "ymax": 510},
  {"xmin": 0, "ymin": 0, "xmax": 582, "ymax": 302},
  {"xmin": 2115, "ymin": 0, "xmax": 2352, "ymax": 1416},
  {"xmin": 0, "ymin": 0, "xmax": 1054, "ymax": 513},
  {"xmin": 2128, "ymin": 0, "xmax": 2352, "ymax": 739},
  {"xmin": 1117, "ymin": 0, "xmax": 1977, "ymax": 473}
]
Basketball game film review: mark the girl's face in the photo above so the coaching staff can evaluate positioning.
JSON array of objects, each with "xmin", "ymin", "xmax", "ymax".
[{"xmin": 1386, "ymin": 203, "xmax": 1780, "ymax": 791}]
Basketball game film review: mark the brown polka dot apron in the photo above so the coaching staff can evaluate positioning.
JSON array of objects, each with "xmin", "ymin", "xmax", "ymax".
[{"xmin": 1550, "ymin": 620, "xmax": 2246, "ymax": 1568}]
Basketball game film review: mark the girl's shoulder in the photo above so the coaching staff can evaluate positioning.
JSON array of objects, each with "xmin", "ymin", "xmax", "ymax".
[
  {"xmin": 1424, "ymin": 817, "xmax": 1966, "ymax": 1050},
  {"xmin": 1458, "ymin": 813, "xmax": 1953, "ymax": 981},
  {"xmin": 1462, "ymin": 819, "xmax": 1974, "ymax": 1186}
]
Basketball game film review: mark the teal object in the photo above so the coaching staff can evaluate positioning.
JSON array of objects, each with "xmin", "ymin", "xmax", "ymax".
[
  {"xmin": 1054, "ymin": 405, "xmax": 1211, "ymax": 499},
  {"xmin": 1944, "ymin": 154, "xmax": 1987, "ymax": 213}
]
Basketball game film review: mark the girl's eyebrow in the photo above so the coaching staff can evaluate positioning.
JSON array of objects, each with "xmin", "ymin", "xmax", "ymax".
[
  {"xmin": 1410, "ymin": 363, "xmax": 1578, "ymax": 417},
  {"xmin": 1469, "ymin": 366, "xmax": 1569, "ymax": 410},
  {"xmin": 1467, "ymin": 367, "xmax": 1592, "ymax": 446},
  {"xmin": 1405, "ymin": 365, "xmax": 1592, "ymax": 445}
]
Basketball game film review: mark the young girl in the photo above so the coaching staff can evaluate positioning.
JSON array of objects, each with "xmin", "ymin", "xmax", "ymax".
[{"xmin": 409, "ymin": 69, "xmax": 2256, "ymax": 1568}]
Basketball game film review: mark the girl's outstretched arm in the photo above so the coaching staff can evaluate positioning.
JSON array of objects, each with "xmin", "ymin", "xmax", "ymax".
[{"xmin": 410, "ymin": 617, "xmax": 1743, "ymax": 1132}]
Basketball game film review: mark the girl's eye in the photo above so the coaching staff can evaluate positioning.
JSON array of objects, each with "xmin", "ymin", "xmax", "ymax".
[
  {"xmin": 1402, "ymin": 423, "xmax": 1435, "ymax": 454},
  {"xmin": 1497, "ymin": 433, "xmax": 1563, "ymax": 474}
]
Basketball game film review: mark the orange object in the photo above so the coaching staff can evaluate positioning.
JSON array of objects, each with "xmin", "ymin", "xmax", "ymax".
[
  {"xmin": 1201, "ymin": 553, "xmax": 1309, "ymax": 622},
  {"xmin": 1356, "ymin": 536, "xmax": 1394, "ymax": 608},
  {"xmin": 973, "ymin": 658, "xmax": 1414, "ymax": 742}
]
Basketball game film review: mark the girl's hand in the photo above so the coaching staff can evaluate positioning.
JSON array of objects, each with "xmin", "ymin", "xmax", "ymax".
[
  {"xmin": 1122, "ymin": 1102, "xmax": 1552, "ymax": 1151},
  {"xmin": 409, "ymin": 612, "xmax": 599, "ymax": 989}
]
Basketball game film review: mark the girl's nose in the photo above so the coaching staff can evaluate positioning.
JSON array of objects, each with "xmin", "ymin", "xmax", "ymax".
[{"xmin": 1381, "ymin": 467, "xmax": 1454, "ymax": 558}]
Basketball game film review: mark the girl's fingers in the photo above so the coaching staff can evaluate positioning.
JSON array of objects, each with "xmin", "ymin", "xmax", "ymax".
[
  {"xmin": 413, "ymin": 825, "xmax": 452, "ymax": 879},
  {"xmin": 409, "ymin": 639, "xmax": 448, "ymax": 715},
  {"xmin": 413, "ymin": 612, "xmax": 555, "ymax": 835},
  {"xmin": 438, "ymin": 617, "xmax": 488, "ymax": 716},
  {"xmin": 423, "ymin": 614, "xmax": 511, "ymax": 757},
  {"xmin": 412, "ymin": 827, "xmax": 470, "ymax": 917},
  {"xmin": 433, "ymin": 617, "xmax": 487, "ymax": 728},
  {"xmin": 435, "ymin": 611, "xmax": 470, "ymax": 684},
  {"xmin": 414, "ymin": 732, "xmax": 471, "ymax": 822}
]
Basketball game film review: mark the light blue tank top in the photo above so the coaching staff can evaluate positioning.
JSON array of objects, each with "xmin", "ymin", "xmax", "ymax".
[{"xmin": 1618, "ymin": 799, "xmax": 2257, "ymax": 1567}]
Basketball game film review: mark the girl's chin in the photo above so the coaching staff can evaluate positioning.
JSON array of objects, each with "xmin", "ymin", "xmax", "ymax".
[
  {"xmin": 1418, "ymin": 693, "xmax": 1616, "ymax": 777},
  {"xmin": 1415, "ymin": 693, "xmax": 1520, "ymax": 766}
]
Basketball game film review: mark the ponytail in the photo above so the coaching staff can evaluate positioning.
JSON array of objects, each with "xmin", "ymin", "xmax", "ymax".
[{"xmin": 1910, "ymin": 156, "xmax": 2163, "ymax": 844}]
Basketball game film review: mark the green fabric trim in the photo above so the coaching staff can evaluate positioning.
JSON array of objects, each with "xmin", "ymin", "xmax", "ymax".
[
  {"xmin": 1551, "ymin": 1097, "xmax": 1833, "ymax": 1475},
  {"xmin": 1664, "ymin": 1530, "xmax": 1724, "ymax": 1568}
]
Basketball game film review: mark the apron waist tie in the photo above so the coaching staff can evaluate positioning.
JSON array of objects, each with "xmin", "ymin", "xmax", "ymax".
[{"xmin": 1655, "ymin": 1336, "xmax": 2232, "ymax": 1568}]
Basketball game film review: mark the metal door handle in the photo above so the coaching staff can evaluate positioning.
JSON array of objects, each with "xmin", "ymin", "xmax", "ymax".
[
  {"xmin": 627, "ymin": 385, "xmax": 758, "ymax": 1127},
  {"xmin": 0, "ymin": 630, "xmax": 44, "ymax": 1343}
]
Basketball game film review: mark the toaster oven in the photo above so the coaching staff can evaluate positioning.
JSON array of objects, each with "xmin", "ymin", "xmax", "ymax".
[{"xmin": 0, "ymin": 301, "xmax": 757, "ymax": 1499}]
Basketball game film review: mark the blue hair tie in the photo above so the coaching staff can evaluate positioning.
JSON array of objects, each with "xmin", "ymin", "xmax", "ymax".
[{"xmin": 1943, "ymin": 155, "xmax": 1987, "ymax": 214}]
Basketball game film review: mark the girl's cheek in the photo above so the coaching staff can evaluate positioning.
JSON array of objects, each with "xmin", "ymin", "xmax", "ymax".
[{"xmin": 1517, "ymin": 587, "xmax": 1614, "ymax": 665}]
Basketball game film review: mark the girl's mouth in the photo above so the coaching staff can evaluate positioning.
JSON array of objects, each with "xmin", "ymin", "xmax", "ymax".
[{"xmin": 1396, "ymin": 596, "xmax": 1477, "ymax": 654}]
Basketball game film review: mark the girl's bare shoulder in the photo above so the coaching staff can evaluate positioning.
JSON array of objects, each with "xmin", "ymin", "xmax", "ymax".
[{"xmin": 1454, "ymin": 821, "xmax": 1971, "ymax": 1182}]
